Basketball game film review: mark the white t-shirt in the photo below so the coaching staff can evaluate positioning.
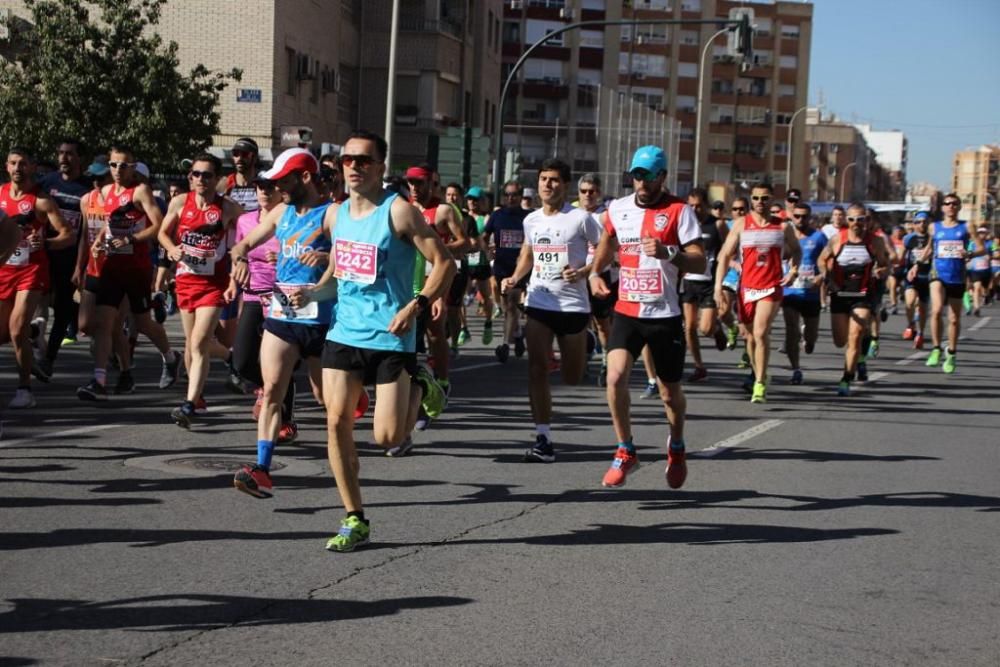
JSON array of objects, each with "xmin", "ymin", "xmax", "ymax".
[
  {"xmin": 821, "ymin": 223, "xmax": 839, "ymax": 240},
  {"xmin": 524, "ymin": 203, "xmax": 602, "ymax": 313}
]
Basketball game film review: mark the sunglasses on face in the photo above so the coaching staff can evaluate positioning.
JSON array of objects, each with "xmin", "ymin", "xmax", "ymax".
[
  {"xmin": 341, "ymin": 154, "xmax": 377, "ymax": 168},
  {"xmin": 751, "ymin": 195, "xmax": 771, "ymax": 202},
  {"xmin": 108, "ymin": 161, "xmax": 133, "ymax": 170},
  {"xmin": 190, "ymin": 170, "xmax": 216, "ymax": 180},
  {"xmin": 732, "ymin": 206, "xmax": 746, "ymax": 213},
  {"xmin": 847, "ymin": 216, "xmax": 868, "ymax": 223},
  {"xmin": 630, "ymin": 169, "xmax": 658, "ymax": 182},
  {"xmin": 792, "ymin": 213, "xmax": 809, "ymax": 219},
  {"xmin": 579, "ymin": 188, "xmax": 598, "ymax": 195},
  {"xmin": 407, "ymin": 179, "xmax": 426, "ymax": 187},
  {"xmin": 503, "ymin": 191, "xmax": 520, "ymax": 197},
  {"xmin": 232, "ymin": 150, "xmax": 252, "ymax": 158},
  {"xmin": 787, "ymin": 196, "xmax": 800, "ymax": 202},
  {"xmin": 942, "ymin": 201, "xmax": 960, "ymax": 207}
]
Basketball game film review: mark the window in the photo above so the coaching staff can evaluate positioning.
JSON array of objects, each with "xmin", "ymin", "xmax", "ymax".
[
  {"xmin": 526, "ymin": 19, "xmax": 565, "ymax": 46},
  {"xmin": 679, "ymin": 30, "xmax": 699, "ymax": 45},
  {"xmin": 708, "ymin": 135, "xmax": 733, "ymax": 154},
  {"xmin": 678, "ymin": 62, "xmax": 698, "ymax": 78},
  {"xmin": 828, "ymin": 166, "xmax": 838, "ymax": 177},
  {"xmin": 579, "ymin": 29, "xmax": 603, "ymax": 48},
  {"xmin": 680, "ymin": 127, "xmax": 694, "ymax": 142},
  {"xmin": 676, "ymin": 95, "xmax": 696, "ymax": 114},
  {"xmin": 710, "ymin": 104, "xmax": 734, "ymax": 124},
  {"xmin": 681, "ymin": 0, "xmax": 700, "ymax": 10},
  {"xmin": 620, "ymin": 53, "xmax": 667, "ymax": 77},
  {"xmin": 503, "ymin": 21, "xmax": 521, "ymax": 44},
  {"xmin": 780, "ymin": 23, "xmax": 800, "ymax": 39},
  {"xmin": 711, "ymin": 79, "xmax": 733, "ymax": 94},
  {"xmin": 754, "ymin": 17, "xmax": 772, "ymax": 36},
  {"xmin": 830, "ymin": 143, "xmax": 839, "ymax": 153},
  {"xmin": 773, "ymin": 142, "xmax": 788, "ymax": 155},
  {"xmin": 338, "ymin": 65, "xmax": 358, "ymax": 120},
  {"xmin": 780, "ymin": 55, "xmax": 798, "ymax": 69},
  {"xmin": 286, "ymin": 48, "xmax": 298, "ymax": 96},
  {"xmin": 523, "ymin": 58, "xmax": 564, "ymax": 83},
  {"xmin": 779, "ymin": 84, "xmax": 796, "ymax": 97}
]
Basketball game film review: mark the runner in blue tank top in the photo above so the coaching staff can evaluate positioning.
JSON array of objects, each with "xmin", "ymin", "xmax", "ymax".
[
  {"xmin": 780, "ymin": 202, "xmax": 827, "ymax": 385},
  {"xmin": 914, "ymin": 194, "xmax": 986, "ymax": 373},
  {"xmin": 298, "ymin": 130, "xmax": 455, "ymax": 553},
  {"xmin": 228, "ymin": 148, "xmax": 333, "ymax": 499}
]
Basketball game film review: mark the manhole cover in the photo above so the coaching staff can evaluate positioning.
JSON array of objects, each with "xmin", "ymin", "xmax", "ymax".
[
  {"xmin": 124, "ymin": 454, "xmax": 322, "ymax": 478},
  {"xmin": 166, "ymin": 456, "xmax": 288, "ymax": 473}
]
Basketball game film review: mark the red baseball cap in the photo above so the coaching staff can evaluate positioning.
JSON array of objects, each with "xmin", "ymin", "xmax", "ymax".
[
  {"xmin": 404, "ymin": 166, "xmax": 432, "ymax": 181},
  {"xmin": 260, "ymin": 148, "xmax": 319, "ymax": 181}
]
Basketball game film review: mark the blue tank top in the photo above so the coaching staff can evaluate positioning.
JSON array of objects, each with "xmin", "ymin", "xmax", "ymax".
[
  {"xmin": 267, "ymin": 202, "xmax": 333, "ymax": 326},
  {"xmin": 329, "ymin": 192, "xmax": 418, "ymax": 352},
  {"xmin": 931, "ymin": 222, "xmax": 969, "ymax": 285},
  {"xmin": 784, "ymin": 229, "xmax": 828, "ymax": 300},
  {"xmin": 968, "ymin": 239, "xmax": 990, "ymax": 272}
]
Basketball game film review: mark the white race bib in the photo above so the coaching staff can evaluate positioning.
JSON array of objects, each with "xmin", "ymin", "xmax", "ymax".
[
  {"xmin": 5, "ymin": 240, "xmax": 30, "ymax": 266},
  {"xmin": 743, "ymin": 286, "xmax": 776, "ymax": 303},
  {"xmin": 269, "ymin": 282, "xmax": 318, "ymax": 320},
  {"xmin": 533, "ymin": 243, "xmax": 567, "ymax": 281},
  {"xmin": 937, "ymin": 240, "xmax": 964, "ymax": 259},
  {"xmin": 179, "ymin": 244, "xmax": 218, "ymax": 276}
]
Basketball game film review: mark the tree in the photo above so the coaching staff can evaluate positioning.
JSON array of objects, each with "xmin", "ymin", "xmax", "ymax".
[{"xmin": 0, "ymin": 0, "xmax": 240, "ymax": 171}]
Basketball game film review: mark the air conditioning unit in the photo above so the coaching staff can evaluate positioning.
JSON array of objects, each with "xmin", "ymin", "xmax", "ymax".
[
  {"xmin": 634, "ymin": 72, "xmax": 646, "ymax": 80},
  {"xmin": 559, "ymin": 7, "xmax": 574, "ymax": 19},
  {"xmin": 510, "ymin": 0, "xmax": 523, "ymax": 9},
  {"xmin": 321, "ymin": 68, "xmax": 341, "ymax": 93}
]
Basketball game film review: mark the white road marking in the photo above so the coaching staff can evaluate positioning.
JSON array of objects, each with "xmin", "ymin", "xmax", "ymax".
[
  {"xmin": 451, "ymin": 361, "xmax": 504, "ymax": 374},
  {"xmin": 690, "ymin": 419, "xmax": 784, "ymax": 458},
  {"xmin": 0, "ymin": 423, "xmax": 122, "ymax": 449},
  {"xmin": 964, "ymin": 316, "xmax": 991, "ymax": 336},
  {"xmin": 896, "ymin": 351, "xmax": 926, "ymax": 366}
]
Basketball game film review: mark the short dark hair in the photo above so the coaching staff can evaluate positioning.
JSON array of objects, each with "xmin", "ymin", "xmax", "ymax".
[
  {"xmin": 832, "ymin": 205, "xmax": 845, "ymax": 213},
  {"xmin": 108, "ymin": 144, "xmax": 134, "ymax": 160},
  {"xmin": 347, "ymin": 129, "xmax": 388, "ymax": 163},
  {"xmin": 688, "ymin": 187, "xmax": 709, "ymax": 202},
  {"xmin": 57, "ymin": 137, "xmax": 83, "ymax": 153},
  {"xmin": 539, "ymin": 158, "xmax": 571, "ymax": 183},
  {"xmin": 169, "ymin": 179, "xmax": 189, "ymax": 193},
  {"xmin": 793, "ymin": 202, "xmax": 812, "ymax": 215},
  {"xmin": 320, "ymin": 154, "xmax": 341, "ymax": 169},
  {"xmin": 732, "ymin": 197, "xmax": 749, "ymax": 208},
  {"xmin": 191, "ymin": 152, "xmax": 222, "ymax": 174},
  {"xmin": 848, "ymin": 201, "xmax": 867, "ymax": 214},
  {"xmin": 943, "ymin": 192, "xmax": 961, "ymax": 202},
  {"xmin": 503, "ymin": 180, "xmax": 523, "ymax": 196},
  {"xmin": 7, "ymin": 146, "xmax": 33, "ymax": 161},
  {"xmin": 751, "ymin": 181, "xmax": 774, "ymax": 193},
  {"xmin": 445, "ymin": 182, "xmax": 463, "ymax": 194}
]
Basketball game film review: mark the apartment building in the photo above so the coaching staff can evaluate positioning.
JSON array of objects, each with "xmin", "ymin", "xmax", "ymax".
[
  {"xmin": 854, "ymin": 124, "xmax": 908, "ymax": 201},
  {"xmin": 501, "ymin": 0, "xmax": 812, "ymax": 196},
  {"xmin": 0, "ymin": 0, "xmax": 502, "ymax": 171},
  {"xmin": 804, "ymin": 110, "xmax": 899, "ymax": 202},
  {"xmin": 952, "ymin": 144, "xmax": 999, "ymax": 228}
]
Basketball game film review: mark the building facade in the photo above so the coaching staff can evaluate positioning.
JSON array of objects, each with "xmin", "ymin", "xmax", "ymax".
[
  {"xmin": 804, "ymin": 110, "xmax": 897, "ymax": 203},
  {"xmin": 951, "ymin": 145, "xmax": 999, "ymax": 228},
  {"xmin": 0, "ymin": 0, "xmax": 502, "ymax": 172},
  {"xmin": 854, "ymin": 123, "xmax": 908, "ymax": 201},
  {"xmin": 501, "ymin": 0, "xmax": 813, "ymax": 196}
]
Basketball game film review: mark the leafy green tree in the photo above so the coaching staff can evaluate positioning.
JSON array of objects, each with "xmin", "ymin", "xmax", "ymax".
[{"xmin": 0, "ymin": 0, "xmax": 240, "ymax": 170}]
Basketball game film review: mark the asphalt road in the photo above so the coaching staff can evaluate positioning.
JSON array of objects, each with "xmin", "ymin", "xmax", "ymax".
[{"xmin": 1, "ymin": 303, "xmax": 998, "ymax": 666}]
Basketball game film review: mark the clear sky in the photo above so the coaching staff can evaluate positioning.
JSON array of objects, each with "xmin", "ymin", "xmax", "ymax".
[{"xmin": 807, "ymin": 0, "xmax": 1000, "ymax": 190}]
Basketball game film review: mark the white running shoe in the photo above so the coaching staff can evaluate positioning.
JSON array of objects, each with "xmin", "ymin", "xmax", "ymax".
[{"xmin": 9, "ymin": 388, "xmax": 37, "ymax": 409}]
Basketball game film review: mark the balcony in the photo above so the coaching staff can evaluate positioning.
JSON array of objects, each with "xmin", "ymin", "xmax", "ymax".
[{"xmin": 398, "ymin": 17, "xmax": 462, "ymax": 40}]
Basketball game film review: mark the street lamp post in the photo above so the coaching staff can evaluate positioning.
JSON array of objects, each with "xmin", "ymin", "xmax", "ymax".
[
  {"xmin": 785, "ymin": 104, "xmax": 810, "ymax": 194},
  {"xmin": 692, "ymin": 26, "xmax": 730, "ymax": 190},
  {"xmin": 383, "ymin": 0, "xmax": 401, "ymax": 171},
  {"xmin": 840, "ymin": 161, "xmax": 857, "ymax": 202}
]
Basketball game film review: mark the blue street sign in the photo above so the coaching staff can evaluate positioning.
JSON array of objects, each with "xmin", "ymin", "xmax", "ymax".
[{"xmin": 237, "ymin": 89, "xmax": 262, "ymax": 103}]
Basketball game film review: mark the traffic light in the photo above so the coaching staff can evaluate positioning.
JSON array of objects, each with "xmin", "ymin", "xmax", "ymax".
[
  {"xmin": 504, "ymin": 149, "xmax": 521, "ymax": 183},
  {"xmin": 735, "ymin": 13, "xmax": 753, "ymax": 69}
]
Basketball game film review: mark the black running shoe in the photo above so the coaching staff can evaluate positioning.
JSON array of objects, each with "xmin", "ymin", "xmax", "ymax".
[
  {"xmin": 114, "ymin": 370, "xmax": 136, "ymax": 395},
  {"xmin": 77, "ymin": 379, "xmax": 108, "ymax": 401},
  {"xmin": 171, "ymin": 401, "xmax": 196, "ymax": 429},
  {"xmin": 523, "ymin": 434, "xmax": 556, "ymax": 463}
]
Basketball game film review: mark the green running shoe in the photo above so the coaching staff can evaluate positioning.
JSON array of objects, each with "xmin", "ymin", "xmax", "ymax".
[
  {"xmin": 726, "ymin": 324, "xmax": 738, "ymax": 350},
  {"xmin": 837, "ymin": 380, "xmax": 851, "ymax": 397},
  {"xmin": 737, "ymin": 351, "xmax": 751, "ymax": 369},
  {"xmin": 415, "ymin": 364, "xmax": 446, "ymax": 418},
  {"xmin": 750, "ymin": 380, "xmax": 767, "ymax": 403},
  {"xmin": 457, "ymin": 327, "xmax": 471, "ymax": 346},
  {"xmin": 482, "ymin": 320, "xmax": 494, "ymax": 345},
  {"xmin": 326, "ymin": 515, "xmax": 370, "ymax": 553},
  {"xmin": 925, "ymin": 347, "xmax": 941, "ymax": 367},
  {"xmin": 962, "ymin": 291, "xmax": 972, "ymax": 314},
  {"xmin": 942, "ymin": 350, "xmax": 956, "ymax": 374},
  {"xmin": 866, "ymin": 339, "xmax": 879, "ymax": 360}
]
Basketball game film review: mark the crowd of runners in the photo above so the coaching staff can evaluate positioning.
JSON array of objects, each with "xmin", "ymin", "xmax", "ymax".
[{"xmin": 1, "ymin": 134, "xmax": 997, "ymax": 552}]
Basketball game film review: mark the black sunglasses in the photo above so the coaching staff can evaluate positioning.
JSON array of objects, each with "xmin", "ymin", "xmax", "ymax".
[
  {"xmin": 190, "ymin": 170, "xmax": 216, "ymax": 180},
  {"xmin": 751, "ymin": 195, "xmax": 771, "ymax": 201}
]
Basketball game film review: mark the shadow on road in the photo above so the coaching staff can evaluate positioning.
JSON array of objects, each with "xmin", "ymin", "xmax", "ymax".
[
  {"xmin": 0, "ymin": 593, "xmax": 473, "ymax": 633},
  {"xmin": 713, "ymin": 447, "xmax": 940, "ymax": 463}
]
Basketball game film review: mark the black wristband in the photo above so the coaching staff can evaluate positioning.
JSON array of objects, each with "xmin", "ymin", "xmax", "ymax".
[{"xmin": 414, "ymin": 294, "xmax": 429, "ymax": 312}]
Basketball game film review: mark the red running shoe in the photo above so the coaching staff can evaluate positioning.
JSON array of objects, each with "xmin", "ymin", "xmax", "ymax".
[
  {"xmin": 252, "ymin": 388, "xmax": 263, "ymax": 421},
  {"xmin": 601, "ymin": 446, "xmax": 640, "ymax": 488},
  {"xmin": 902, "ymin": 327, "xmax": 915, "ymax": 341},
  {"xmin": 913, "ymin": 334, "xmax": 925, "ymax": 350},
  {"xmin": 194, "ymin": 396, "xmax": 207, "ymax": 413},
  {"xmin": 665, "ymin": 445, "xmax": 687, "ymax": 489},
  {"xmin": 233, "ymin": 464, "xmax": 273, "ymax": 499},
  {"xmin": 354, "ymin": 388, "xmax": 370, "ymax": 419},
  {"xmin": 277, "ymin": 421, "xmax": 298, "ymax": 445}
]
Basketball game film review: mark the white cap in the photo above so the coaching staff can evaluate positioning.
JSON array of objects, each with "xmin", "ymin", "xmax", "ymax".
[{"xmin": 260, "ymin": 147, "xmax": 319, "ymax": 181}]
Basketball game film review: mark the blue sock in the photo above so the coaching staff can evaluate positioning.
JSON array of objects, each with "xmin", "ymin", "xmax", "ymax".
[
  {"xmin": 618, "ymin": 439, "xmax": 635, "ymax": 454},
  {"xmin": 256, "ymin": 439, "xmax": 275, "ymax": 470},
  {"xmin": 670, "ymin": 438, "xmax": 685, "ymax": 452}
]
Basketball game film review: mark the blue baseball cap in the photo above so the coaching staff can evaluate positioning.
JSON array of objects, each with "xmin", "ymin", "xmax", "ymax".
[
  {"xmin": 86, "ymin": 156, "xmax": 110, "ymax": 177},
  {"xmin": 629, "ymin": 145, "xmax": 667, "ymax": 174},
  {"xmin": 466, "ymin": 186, "xmax": 484, "ymax": 199},
  {"xmin": 913, "ymin": 211, "xmax": 930, "ymax": 221}
]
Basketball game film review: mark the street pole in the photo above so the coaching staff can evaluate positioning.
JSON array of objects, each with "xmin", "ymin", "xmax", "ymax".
[
  {"xmin": 383, "ymin": 0, "xmax": 401, "ymax": 172},
  {"xmin": 785, "ymin": 104, "xmax": 810, "ymax": 193},
  {"xmin": 693, "ymin": 27, "xmax": 730, "ymax": 189},
  {"xmin": 492, "ymin": 17, "xmax": 745, "ymax": 201},
  {"xmin": 840, "ymin": 161, "xmax": 857, "ymax": 202}
]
